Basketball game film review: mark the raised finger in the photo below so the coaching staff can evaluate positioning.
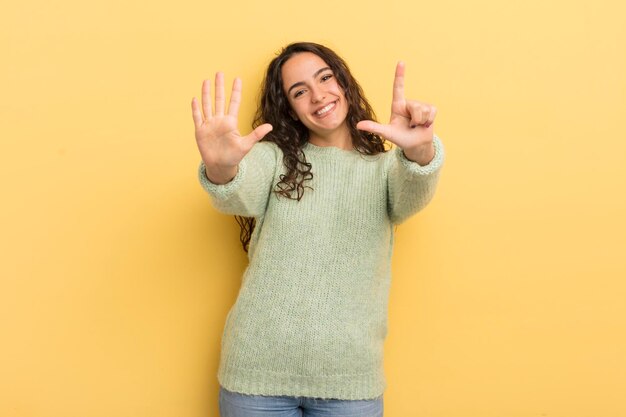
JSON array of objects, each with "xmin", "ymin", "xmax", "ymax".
[
  {"xmin": 228, "ymin": 77, "xmax": 242, "ymax": 117},
  {"xmin": 201, "ymin": 79, "xmax": 212, "ymax": 121},
  {"xmin": 392, "ymin": 61, "xmax": 406, "ymax": 105},
  {"xmin": 214, "ymin": 71, "xmax": 225, "ymax": 116},
  {"xmin": 191, "ymin": 97, "xmax": 204, "ymax": 129}
]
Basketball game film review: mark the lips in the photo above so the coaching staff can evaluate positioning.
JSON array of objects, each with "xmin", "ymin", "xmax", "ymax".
[{"xmin": 314, "ymin": 100, "xmax": 337, "ymax": 117}]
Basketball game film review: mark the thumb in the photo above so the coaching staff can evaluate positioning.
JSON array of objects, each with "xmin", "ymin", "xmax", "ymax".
[
  {"xmin": 356, "ymin": 120, "xmax": 390, "ymax": 138},
  {"xmin": 244, "ymin": 123, "xmax": 273, "ymax": 146}
]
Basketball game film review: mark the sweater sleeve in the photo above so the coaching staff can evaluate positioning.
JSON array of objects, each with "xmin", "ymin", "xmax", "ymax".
[
  {"xmin": 197, "ymin": 141, "xmax": 280, "ymax": 217},
  {"xmin": 387, "ymin": 135, "xmax": 445, "ymax": 225}
]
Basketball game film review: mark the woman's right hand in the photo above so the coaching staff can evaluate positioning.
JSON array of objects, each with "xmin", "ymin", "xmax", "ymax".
[{"xmin": 191, "ymin": 72, "xmax": 273, "ymax": 184}]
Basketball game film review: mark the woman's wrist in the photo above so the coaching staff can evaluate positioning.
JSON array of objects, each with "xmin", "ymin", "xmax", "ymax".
[
  {"xmin": 204, "ymin": 165, "xmax": 238, "ymax": 185},
  {"xmin": 402, "ymin": 142, "xmax": 435, "ymax": 166}
]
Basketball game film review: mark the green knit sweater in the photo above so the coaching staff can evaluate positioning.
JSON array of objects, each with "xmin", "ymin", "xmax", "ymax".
[{"xmin": 198, "ymin": 135, "xmax": 444, "ymax": 400}]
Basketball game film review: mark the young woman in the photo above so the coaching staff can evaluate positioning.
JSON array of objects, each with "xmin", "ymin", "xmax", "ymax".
[{"xmin": 191, "ymin": 42, "xmax": 444, "ymax": 417}]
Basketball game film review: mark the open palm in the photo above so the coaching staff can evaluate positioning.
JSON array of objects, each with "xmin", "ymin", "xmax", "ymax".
[{"xmin": 191, "ymin": 72, "xmax": 272, "ymax": 173}]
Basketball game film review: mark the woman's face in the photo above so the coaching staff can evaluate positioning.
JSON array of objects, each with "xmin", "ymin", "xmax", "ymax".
[{"xmin": 281, "ymin": 52, "xmax": 349, "ymax": 138}]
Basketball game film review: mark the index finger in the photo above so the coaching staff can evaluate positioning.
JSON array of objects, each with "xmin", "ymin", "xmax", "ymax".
[{"xmin": 392, "ymin": 61, "xmax": 406, "ymax": 104}]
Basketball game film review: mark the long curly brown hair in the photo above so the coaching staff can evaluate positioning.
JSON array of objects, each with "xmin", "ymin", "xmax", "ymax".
[{"xmin": 236, "ymin": 42, "xmax": 388, "ymax": 252}]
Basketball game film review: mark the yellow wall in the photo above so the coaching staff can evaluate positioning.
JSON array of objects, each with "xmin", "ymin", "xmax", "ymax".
[{"xmin": 1, "ymin": 0, "xmax": 625, "ymax": 416}]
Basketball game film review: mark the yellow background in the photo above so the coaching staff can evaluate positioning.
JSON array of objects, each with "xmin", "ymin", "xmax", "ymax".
[{"xmin": 1, "ymin": 0, "xmax": 625, "ymax": 416}]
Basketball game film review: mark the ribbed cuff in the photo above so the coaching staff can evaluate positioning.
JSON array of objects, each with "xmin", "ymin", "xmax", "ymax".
[
  {"xmin": 198, "ymin": 160, "xmax": 247, "ymax": 200},
  {"xmin": 395, "ymin": 134, "xmax": 444, "ymax": 175}
]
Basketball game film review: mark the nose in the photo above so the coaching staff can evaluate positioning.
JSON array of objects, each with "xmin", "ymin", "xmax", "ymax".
[{"xmin": 310, "ymin": 86, "xmax": 326, "ymax": 103}]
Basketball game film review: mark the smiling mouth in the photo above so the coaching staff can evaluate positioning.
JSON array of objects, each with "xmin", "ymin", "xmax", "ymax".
[{"xmin": 314, "ymin": 100, "xmax": 337, "ymax": 117}]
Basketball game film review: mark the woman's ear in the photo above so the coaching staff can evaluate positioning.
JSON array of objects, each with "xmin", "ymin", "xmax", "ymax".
[{"xmin": 289, "ymin": 110, "xmax": 298, "ymax": 121}]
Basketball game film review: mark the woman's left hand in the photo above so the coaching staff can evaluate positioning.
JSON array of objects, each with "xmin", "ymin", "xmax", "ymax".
[{"xmin": 356, "ymin": 61, "xmax": 437, "ymax": 165}]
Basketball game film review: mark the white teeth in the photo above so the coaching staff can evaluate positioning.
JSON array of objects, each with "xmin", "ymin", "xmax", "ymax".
[{"xmin": 315, "ymin": 101, "xmax": 336, "ymax": 115}]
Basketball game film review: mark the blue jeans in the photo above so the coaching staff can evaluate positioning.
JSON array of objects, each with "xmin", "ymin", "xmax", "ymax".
[{"xmin": 219, "ymin": 386, "xmax": 384, "ymax": 417}]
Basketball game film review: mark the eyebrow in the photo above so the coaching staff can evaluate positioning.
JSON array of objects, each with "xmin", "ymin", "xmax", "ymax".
[{"xmin": 286, "ymin": 67, "xmax": 332, "ymax": 95}]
